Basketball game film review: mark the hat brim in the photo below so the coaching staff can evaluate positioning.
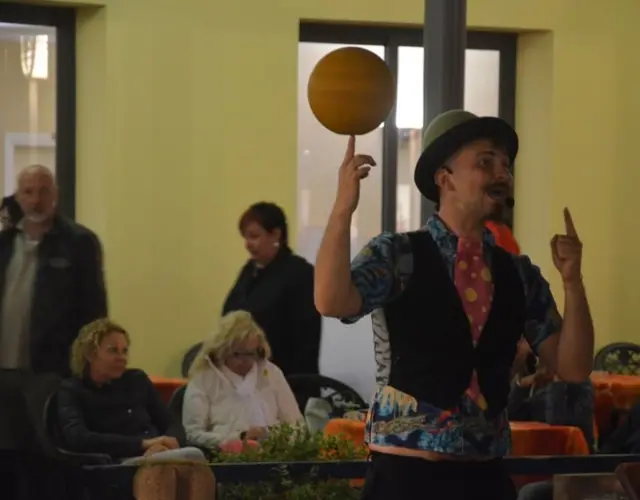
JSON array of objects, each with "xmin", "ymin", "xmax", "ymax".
[{"xmin": 414, "ymin": 116, "xmax": 519, "ymax": 202}]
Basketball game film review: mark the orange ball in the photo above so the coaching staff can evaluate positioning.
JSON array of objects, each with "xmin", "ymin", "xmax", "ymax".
[{"xmin": 307, "ymin": 47, "xmax": 396, "ymax": 136}]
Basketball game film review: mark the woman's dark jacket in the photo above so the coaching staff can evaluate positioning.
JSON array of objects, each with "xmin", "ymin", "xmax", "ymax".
[
  {"xmin": 57, "ymin": 368, "xmax": 186, "ymax": 458},
  {"xmin": 223, "ymin": 248, "xmax": 322, "ymax": 377}
]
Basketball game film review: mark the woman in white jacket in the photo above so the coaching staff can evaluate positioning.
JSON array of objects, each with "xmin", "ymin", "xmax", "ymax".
[{"xmin": 182, "ymin": 310, "xmax": 304, "ymax": 451}]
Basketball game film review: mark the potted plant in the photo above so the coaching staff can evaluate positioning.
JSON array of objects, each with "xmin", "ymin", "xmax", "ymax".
[{"xmin": 212, "ymin": 423, "xmax": 367, "ymax": 499}]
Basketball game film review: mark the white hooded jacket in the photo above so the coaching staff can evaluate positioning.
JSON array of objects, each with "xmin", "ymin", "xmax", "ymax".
[{"xmin": 182, "ymin": 358, "xmax": 303, "ymax": 449}]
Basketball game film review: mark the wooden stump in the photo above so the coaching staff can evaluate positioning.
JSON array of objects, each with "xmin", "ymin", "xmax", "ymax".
[
  {"xmin": 134, "ymin": 463, "xmax": 216, "ymax": 500},
  {"xmin": 553, "ymin": 473, "xmax": 627, "ymax": 500}
]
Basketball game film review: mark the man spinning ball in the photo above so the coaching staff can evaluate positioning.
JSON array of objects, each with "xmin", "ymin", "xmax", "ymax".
[{"xmin": 315, "ymin": 110, "xmax": 594, "ymax": 500}]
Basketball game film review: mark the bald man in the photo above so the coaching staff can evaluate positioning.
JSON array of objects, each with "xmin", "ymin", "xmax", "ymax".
[
  {"xmin": 0, "ymin": 165, "xmax": 107, "ymax": 374},
  {"xmin": 0, "ymin": 166, "xmax": 107, "ymax": 498}
]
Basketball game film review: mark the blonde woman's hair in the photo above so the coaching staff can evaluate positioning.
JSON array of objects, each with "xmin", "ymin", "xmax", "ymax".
[
  {"xmin": 70, "ymin": 318, "xmax": 130, "ymax": 377},
  {"xmin": 188, "ymin": 310, "xmax": 271, "ymax": 378}
]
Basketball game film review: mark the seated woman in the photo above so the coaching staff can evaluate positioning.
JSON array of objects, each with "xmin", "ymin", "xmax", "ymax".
[
  {"xmin": 57, "ymin": 319, "xmax": 215, "ymax": 500},
  {"xmin": 508, "ymin": 358, "xmax": 595, "ymax": 450},
  {"xmin": 183, "ymin": 310, "xmax": 303, "ymax": 451},
  {"xmin": 509, "ymin": 342, "xmax": 595, "ymax": 500}
]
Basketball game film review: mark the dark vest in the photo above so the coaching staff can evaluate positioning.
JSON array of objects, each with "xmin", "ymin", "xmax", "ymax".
[{"xmin": 383, "ymin": 231, "xmax": 525, "ymax": 416}]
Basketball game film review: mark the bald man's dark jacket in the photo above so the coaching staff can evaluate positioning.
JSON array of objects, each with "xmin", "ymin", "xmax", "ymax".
[{"xmin": 0, "ymin": 215, "xmax": 107, "ymax": 376}]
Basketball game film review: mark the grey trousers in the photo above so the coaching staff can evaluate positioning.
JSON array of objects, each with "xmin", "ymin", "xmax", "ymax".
[{"xmin": 122, "ymin": 446, "xmax": 207, "ymax": 465}]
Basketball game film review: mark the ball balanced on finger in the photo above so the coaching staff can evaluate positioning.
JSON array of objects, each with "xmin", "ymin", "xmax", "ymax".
[{"xmin": 307, "ymin": 47, "xmax": 396, "ymax": 136}]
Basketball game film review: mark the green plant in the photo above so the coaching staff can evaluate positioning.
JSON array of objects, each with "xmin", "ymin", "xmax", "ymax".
[
  {"xmin": 218, "ymin": 476, "xmax": 361, "ymax": 500},
  {"xmin": 212, "ymin": 424, "xmax": 366, "ymax": 500}
]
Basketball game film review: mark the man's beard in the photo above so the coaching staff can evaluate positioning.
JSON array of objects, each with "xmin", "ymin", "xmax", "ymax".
[
  {"xmin": 487, "ymin": 203, "xmax": 505, "ymax": 222},
  {"xmin": 484, "ymin": 183, "xmax": 513, "ymax": 222},
  {"xmin": 25, "ymin": 212, "xmax": 48, "ymax": 224}
]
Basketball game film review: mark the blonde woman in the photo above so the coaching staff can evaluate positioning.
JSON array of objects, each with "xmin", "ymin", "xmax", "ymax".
[
  {"xmin": 57, "ymin": 319, "xmax": 215, "ymax": 500},
  {"xmin": 183, "ymin": 310, "xmax": 303, "ymax": 451}
]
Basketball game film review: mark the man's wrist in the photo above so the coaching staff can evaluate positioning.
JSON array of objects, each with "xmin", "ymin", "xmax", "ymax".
[
  {"xmin": 328, "ymin": 207, "xmax": 354, "ymax": 231},
  {"xmin": 330, "ymin": 204, "xmax": 354, "ymax": 221},
  {"xmin": 563, "ymin": 277, "xmax": 585, "ymax": 293}
]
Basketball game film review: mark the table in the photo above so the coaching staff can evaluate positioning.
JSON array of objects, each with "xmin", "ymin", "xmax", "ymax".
[
  {"xmin": 591, "ymin": 373, "xmax": 640, "ymax": 411},
  {"xmin": 324, "ymin": 418, "xmax": 367, "ymax": 450},
  {"xmin": 510, "ymin": 421, "xmax": 589, "ymax": 457},
  {"xmin": 324, "ymin": 419, "xmax": 368, "ymax": 487},
  {"xmin": 510, "ymin": 421, "xmax": 590, "ymax": 488},
  {"xmin": 591, "ymin": 373, "xmax": 640, "ymax": 434},
  {"xmin": 324, "ymin": 418, "xmax": 590, "ymax": 489},
  {"xmin": 324, "ymin": 419, "xmax": 590, "ymax": 457},
  {"xmin": 149, "ymin": 375, "xmax": 187, "ymax": 404}
]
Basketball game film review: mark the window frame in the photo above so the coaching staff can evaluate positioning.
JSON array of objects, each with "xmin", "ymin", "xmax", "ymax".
[
  {"xmin": 299, "ymin": 22, "xmax": 517, "ymax": 230},
  {"xmin": 0, "ymin": 3, "xmax": 77, "ymax": 219}
]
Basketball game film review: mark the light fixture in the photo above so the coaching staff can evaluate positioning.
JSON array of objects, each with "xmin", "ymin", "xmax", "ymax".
[{"xmin": 20, "ymin": 34, "xmax": 49, "ymax": 80}]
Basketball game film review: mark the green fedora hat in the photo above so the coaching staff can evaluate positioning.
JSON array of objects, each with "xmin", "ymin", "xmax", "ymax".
[{"xmin": 414, "ymin": 110, "xmax": 518, "ymax": 202}]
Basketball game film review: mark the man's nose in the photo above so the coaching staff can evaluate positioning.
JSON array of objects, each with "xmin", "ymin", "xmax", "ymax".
[{"xmin": 494, "ymin": 165, "xmax": 513, "ymax": 183}]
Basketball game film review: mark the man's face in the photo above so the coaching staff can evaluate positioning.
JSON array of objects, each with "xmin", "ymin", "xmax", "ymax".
[
  {"xmin": 16, "ymin": 168, "xmax": 58, "ymax": 224},
  {"xmin": 435, "ymin": 139, "xmax": 513, "ymax": 219}
]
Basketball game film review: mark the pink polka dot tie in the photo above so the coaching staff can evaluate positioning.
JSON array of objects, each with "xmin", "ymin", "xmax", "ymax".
[{"xmin": 454, "ymin": 238, "xmax": 493, "ymax": 410}]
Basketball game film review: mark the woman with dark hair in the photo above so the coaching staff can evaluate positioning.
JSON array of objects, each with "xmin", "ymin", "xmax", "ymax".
[
  {"xmin": 0, "ymin": 195, "xmax": 23, "ymax": 230},
  {"xmin": 222, "ymin": 202, "xmax": 321, "ymax": 378}
]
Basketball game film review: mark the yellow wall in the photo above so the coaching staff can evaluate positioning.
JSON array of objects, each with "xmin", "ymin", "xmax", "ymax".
[{"xmin": 30, "ymin": 0, "xmax": 639, "ymax": 375}]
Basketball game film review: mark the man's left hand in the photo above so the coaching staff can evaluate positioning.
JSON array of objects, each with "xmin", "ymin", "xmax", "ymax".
[{"xmin": 551, "ymin": 208, "xmax": 583, "ymax": 286}]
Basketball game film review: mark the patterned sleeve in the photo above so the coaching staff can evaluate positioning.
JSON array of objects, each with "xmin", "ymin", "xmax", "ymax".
[
  {"xmin": 515, "ymin": 255, "xmax": 563, "ymax": 354},
  {"xmin": 341, "ymin": 232, "xmax": 400, "ymax": 324}
]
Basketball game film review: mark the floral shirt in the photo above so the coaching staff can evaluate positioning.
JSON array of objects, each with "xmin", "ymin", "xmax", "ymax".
[{"xmin": 343, "ymin": 216, "xmax": 562, "ymax": 457}]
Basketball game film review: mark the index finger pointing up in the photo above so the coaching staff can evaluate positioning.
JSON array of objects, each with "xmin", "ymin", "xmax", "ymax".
[
  {"xmin": 343, "ymin": 135, "xmax": 355, "ymax": 164},
  {"xmin": 564, "ymin": 207, "xmax": 578, "ymax": 237}
]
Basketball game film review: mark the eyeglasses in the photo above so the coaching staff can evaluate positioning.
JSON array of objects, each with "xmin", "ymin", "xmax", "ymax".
[{"xmin": 231, "ymin": 349, "xmax": 263, "ymax": 360}]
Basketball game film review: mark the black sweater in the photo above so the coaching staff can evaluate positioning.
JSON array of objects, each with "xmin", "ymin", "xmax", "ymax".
[
  {"xmin": 223, "ymin": 248, "xmax": 322, "ymax": 377},
  {"xmin": 57, "ymin": 369, "xmax": 185, "ymax": 459}
]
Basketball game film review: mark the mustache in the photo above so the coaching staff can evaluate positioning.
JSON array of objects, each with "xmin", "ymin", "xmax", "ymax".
[{"xmin": 485, "ymin": 183, "xmax": 514, "ymax": 208}]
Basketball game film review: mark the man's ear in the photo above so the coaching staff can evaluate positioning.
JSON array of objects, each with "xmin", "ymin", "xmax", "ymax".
[{"xmin": 434, "ymin": 167, "xmax": 448, "ymax": 191}]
